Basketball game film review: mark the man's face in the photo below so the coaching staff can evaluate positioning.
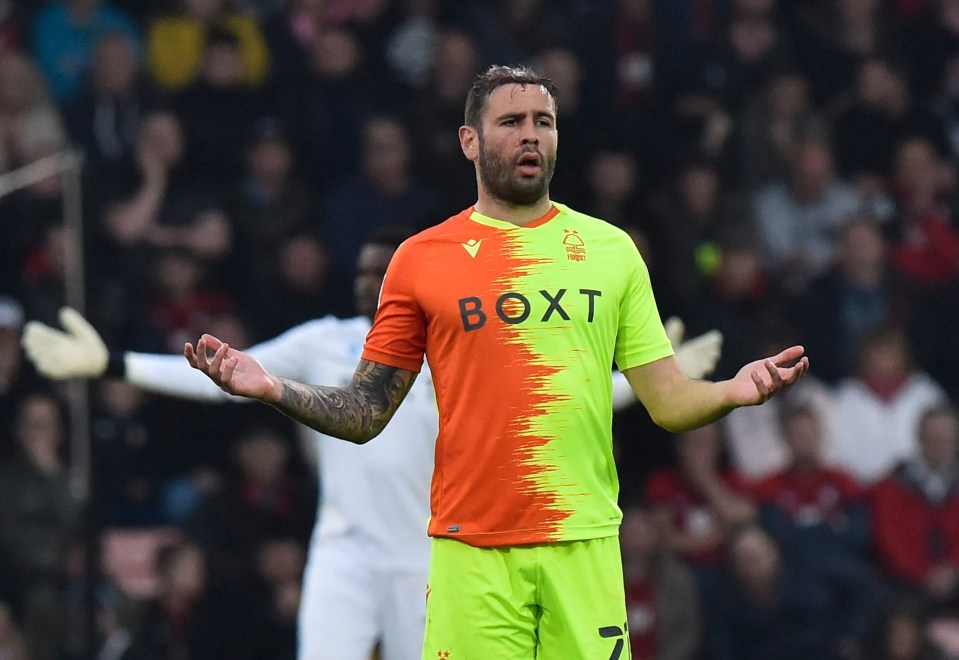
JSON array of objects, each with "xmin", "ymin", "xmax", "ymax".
[
  {"xmin": 93, "ymin": 36, "xmax": 137, "ymax": 96},
  {"xmin": 920, "ymin": 413, "xmax": 959, "ymax": 469},
  {"xmin": 354, "ymin": 244, "xmax": 395, "ymax": 320},
  {"xmin": 784, "ymin": 412, "xmax": 821, "ymax": 464},
  {"xmin": 468, "ymin": 84, "xmax": 558, "ymax": 207},
  {"xmin": 362, "ymin": 120, "xmax": 410, "ymax": 185}
]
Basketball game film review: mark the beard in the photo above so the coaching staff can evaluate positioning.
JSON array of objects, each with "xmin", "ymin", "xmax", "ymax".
[{"xmin": 477, "ymin": 137, "xmax": 556, "ymax": 207}]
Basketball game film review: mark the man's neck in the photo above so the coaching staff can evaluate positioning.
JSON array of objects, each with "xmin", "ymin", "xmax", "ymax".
[{"xmin": 473, "ymin": 194, "xmax": 553, "ymax": 227}]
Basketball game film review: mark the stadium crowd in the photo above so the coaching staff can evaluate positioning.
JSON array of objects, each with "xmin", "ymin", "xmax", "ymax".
[{"xmin": 2, "ymin": 0, "xmax": 959, "ymax": 657}]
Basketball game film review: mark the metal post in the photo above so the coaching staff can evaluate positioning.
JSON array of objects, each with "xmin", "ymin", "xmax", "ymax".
[
  {"xmin": 0, "ymin": 150, "xmax": 98, "ymax": 655},
  {"xmin": 60, "ymin": 152, "xmax": 91, "ymax": 502}
]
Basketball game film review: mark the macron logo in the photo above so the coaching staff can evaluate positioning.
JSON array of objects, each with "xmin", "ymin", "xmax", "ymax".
[{"xmin": 461, "ymin": 239, "xmax": 482, "ymax": 258}]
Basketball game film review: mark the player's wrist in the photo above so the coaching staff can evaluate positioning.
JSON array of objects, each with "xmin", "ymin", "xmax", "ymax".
[
  {"xmin": 262, "ymin": 374, "xmax": 286, "ymax": 404},
  {"xmin": 104, "ymin": 351, "xmax": 126, "ymax": 378},
  {"xmin": 718, "ymin": 379, "xmax": 742, "ymax": 412}
]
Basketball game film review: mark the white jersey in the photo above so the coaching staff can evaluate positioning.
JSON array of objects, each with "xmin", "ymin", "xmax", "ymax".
[
  {"xmin": 125, "ymin": 315, "xmax": 437, "ymax": 571},
  {"xmin": 833, "ymin": 373, "xmax": 946, "ymax": 485}
]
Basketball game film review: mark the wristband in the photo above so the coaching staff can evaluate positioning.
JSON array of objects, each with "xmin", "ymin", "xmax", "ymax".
[{"xmin": 105, "ymin": 352, "xmax": 127, "ymax": 378}]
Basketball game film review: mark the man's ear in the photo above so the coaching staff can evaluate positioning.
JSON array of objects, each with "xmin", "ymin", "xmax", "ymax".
[{"xmin": 459, "ymin": 125, "xmax": 478, "ymax": 162}]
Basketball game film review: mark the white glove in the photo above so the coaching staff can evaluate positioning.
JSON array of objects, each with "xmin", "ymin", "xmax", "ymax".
[
  {"xmin": 665, "ymin": 316, "xmax": 723, "ymax": 379},
  {"xmin": 21, "ymin": 307, "xmax": 109, "ymax": 380}
]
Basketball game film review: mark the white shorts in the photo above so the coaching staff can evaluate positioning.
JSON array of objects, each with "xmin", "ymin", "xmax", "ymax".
[{"xmin": 297, "ymin": 534, "xmax": 428, "ymax": 660}]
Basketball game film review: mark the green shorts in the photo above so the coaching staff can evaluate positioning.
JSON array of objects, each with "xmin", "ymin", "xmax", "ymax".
[{"xmin": 422, "ymin": 535, "xmax": 630, "ymax": 660}]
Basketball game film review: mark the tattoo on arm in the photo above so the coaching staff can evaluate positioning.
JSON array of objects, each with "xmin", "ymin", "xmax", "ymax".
[{"xmin": 271, "ymin": 359, "xmax": 417, "ymax": 444}]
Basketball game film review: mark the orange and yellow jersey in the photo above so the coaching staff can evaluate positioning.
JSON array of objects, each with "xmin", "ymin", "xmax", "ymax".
[{"xmin": 362, "ymin": 203, "xmax": 673, "ymax": 546}]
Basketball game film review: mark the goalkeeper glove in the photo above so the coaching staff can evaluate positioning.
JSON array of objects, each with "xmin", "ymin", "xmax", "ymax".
[
  {"xmin": 21, "ymin": 307, "xmax": 109, "ymax": 380},
  {"xmin": 665, "ymin": 316, "xmax": 723, "ymax": 379}
]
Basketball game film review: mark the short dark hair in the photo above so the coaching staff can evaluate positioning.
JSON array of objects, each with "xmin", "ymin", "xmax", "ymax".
[{"xmin": 464, "ymin": 65, "xmax": 559, "ymax": 128}]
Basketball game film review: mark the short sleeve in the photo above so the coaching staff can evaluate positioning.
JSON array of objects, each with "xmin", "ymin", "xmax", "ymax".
[
  {"xmin": 614, "ymin": 240, "xmax": 674, "ymax": 371},
  {"xmin": 362, "ymin": 242, "xmax": 428, "ymax": 372}
]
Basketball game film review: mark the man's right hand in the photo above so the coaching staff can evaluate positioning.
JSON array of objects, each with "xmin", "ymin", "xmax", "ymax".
[
  {"xmin": 184, "ymin": 334, "xmax": 281, "ymax": 402},
  {"xmin": 21, "ymin": 307, "xmax": 109, "ymax": 380}
]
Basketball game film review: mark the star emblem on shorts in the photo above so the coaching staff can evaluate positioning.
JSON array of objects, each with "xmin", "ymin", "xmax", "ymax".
[{"xmin": 437, "ymin": 652, "xmax": 450, "ymax": 659}]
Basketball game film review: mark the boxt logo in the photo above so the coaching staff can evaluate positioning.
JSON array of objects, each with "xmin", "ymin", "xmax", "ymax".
[{"xmin": 457, "ymin": 288, "xmax": 602, "ymax": 331}]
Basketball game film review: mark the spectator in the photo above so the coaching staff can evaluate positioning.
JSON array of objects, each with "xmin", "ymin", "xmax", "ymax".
[
  {"xmin": 406, "ymin": 27, "xmax": 480, "ymax": 210},
  {"xmin": 100, "ymin": 110, "xmax": 232, "ymax": 269},
  {"xmin": 32, "ymin": 0, "xmax": 141, "ymax": 103},
  {"xmin": 791, "ymin": 0, "xmax": 901, "ymax": 107},
  {"xmin": 834, "ymin": 56, "xmax": 949, "ymax": 181},
  {"xmin": 722, "ymin": 324, "xmax": 844, "ymax": 482},
  {"xmin": 736, "ymin": 66, "xmax": 826, "ymax": 192},
  {"xmin": 227, "ymin": 117, "xmax": 325, "ymax": 333},
  {"xmin": 752, "ymin": 137, "xmax": 861, "ymax": 293},
  {"xmin": 679, "ymin": 227, "xmax": 786, "ymax": 381},
  {"xmin": 609, "ymin": 0, "xmax": 658, "ymax": 114},
  {"xmin": 0, "ymin": 295, "xmax": 42, "ymax": 459},
  {"xmin": 383, "ymin": 0, "xmax": 442, "ymax": 92},
  {"xmin": 261, "ymin": 0, "xmax": 328, "ymax": 92},
  {"xmin": 864, "ymin": 598, "xmax": 947, "ymax": 660},
  {"xmin": 753, "ymin": 403, "xmax": 869, "ymax": 558},
  {"xmin": 139, "ymin": 247, "xmax": 234, "ymax": 354},
  {"xmin": 648, "ymin": 155, "xmax": 753, "ymax": 310},
  {"xmin": 676, "ymin": 5, "xmax": 791, "ymax": 118},
  {"xmin": 645, "ymin": 423, "xmax": 756, "ymax": 568},
  {"xmin": 621, "ymin": 503, "xmax": 702, "ymax": 660},
  {"xmin": 0, "ymin": 392, "xmax": 79, "ymax": 660},
  {"xmin": 903, "ymin": 0, "xmax": 959, "ymax": 100},
  {"xmin": 872, "ymin": 405, "xmax": 959, "ymax": 609},
  {"xmin": 124, "ymin": 538, "xmax": 238, "ymax": 658},
  {"xmin": 701, "ymin": 524, "xmax": 887, "ymax": 660},
  {"xmin": 230, "ymin": 118, "xmax": 314, "ymax": 259},
  {"xmin": 147, "ymin": 0, "xmax": 269, "ymax": 91},
  {"xmin": 654, "ymin": 0, "xmax": 735, "ymax": 86},
  {"xmin": 245, "ymin": 536, "xmax": 305, "ymax": 658},
  {"xmin": 63, "ymin": 31, "xmax": 151, "ymax": 173},
  {"xmin": 185, "ymin": 426, "xmax": 315, "ymax": 589},
  {"xmin": 245, "ymin": 232, "xmax": 334, "ymax": 338},
  {"xmin": 582, "ymin": 147, "xmax": 646, "ymax": 230},
  {"xmin": 834, "ymin": 325, "xmax": 947, "ymax": 485},
  {"xmin": 796, "ymin": 214, "xmax": 908, "ymax": 384},
  {"xmin": 173, "ymin": 25, "xmax": 271, "ymax": 191},
  {"xmin": 231, "ymin": 118, "xmax": 318, "ymax": 253},
  {"xmin": 0, "ymin": 52, "xmax": 66, "ymax": 174},
  {"xmin": 887, "ymin": 136, "xmax": 959, "ymax": 288},
  {"xmin": 530, "ymin": 46, "xmax": 593, "ymax": 205},
  {"xmin": 19, "ymin": 224, "xmax": 71, "ymax": 327},
  {"xmin": 279, "ymin": 27, "xmax": 375, "ymax": 190},
  {"xmin": 322, "ymin": 114, "xmax": 442, "ymax": 287},
  {"xmin": 90, "ymin": 379, "xmax": 166, "ymax": 526}
]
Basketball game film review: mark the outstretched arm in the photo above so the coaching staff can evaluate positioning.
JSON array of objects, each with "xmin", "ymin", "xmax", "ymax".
[
  {"xmin": 185, "ymin": 334, "xmax": 416, "ymax": 444},
  {"xmin": 21, "ymin": 307, "xmax": 314, "ymax": 403},
  {"xmin": 624, "ymin": 345, "xmax": 808, "ymax": 432}
]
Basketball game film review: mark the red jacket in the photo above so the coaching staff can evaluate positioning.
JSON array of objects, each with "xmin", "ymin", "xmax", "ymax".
[{"xmin": 871, "ymin": 464, "xmax": 959, "ymax": 583}]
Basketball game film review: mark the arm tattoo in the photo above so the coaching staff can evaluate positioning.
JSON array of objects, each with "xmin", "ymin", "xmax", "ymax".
[{"xmin": 270, "ymin": 359, "xmax": 417, "ymax": 444}]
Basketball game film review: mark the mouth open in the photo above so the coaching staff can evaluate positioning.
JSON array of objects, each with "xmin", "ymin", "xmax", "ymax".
[{"xmin": 516, "ymin": 152, "xmax": 542, "ymax": 176}]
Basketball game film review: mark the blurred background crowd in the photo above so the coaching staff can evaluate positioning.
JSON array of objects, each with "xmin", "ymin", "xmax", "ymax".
[{"xmin": 2, "ymin": 0, "xmax": 959, "ymax": 657}]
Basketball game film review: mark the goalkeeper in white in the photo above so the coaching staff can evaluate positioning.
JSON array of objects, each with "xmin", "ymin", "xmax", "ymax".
[{"xmin": 22, "ymin": 231, "xmax": 721, "ymax": 660}]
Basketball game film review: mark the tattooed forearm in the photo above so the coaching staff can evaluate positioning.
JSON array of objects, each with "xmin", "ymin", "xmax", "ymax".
[{"xmin": 270, "ymin": 360, "xmax": 417, "ymax": 444}]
